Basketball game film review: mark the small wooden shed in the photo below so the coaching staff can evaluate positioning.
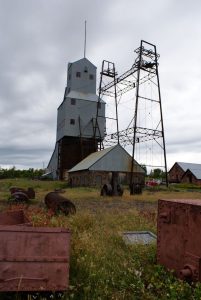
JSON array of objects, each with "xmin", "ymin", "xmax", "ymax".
[{"xmin": 68, "ymin": 144, "xmax": 145, "ymax": 187}]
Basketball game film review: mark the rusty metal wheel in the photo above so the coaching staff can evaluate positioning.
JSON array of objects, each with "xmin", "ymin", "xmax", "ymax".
[
  {"xmin": 100, "ymin": 183, "xmax": 113, "ymax": 196},
  {"xmin": 59, "ymin": 200, "xmax": 76, "ymax": 215},
  {"xmin": 10, "ymin": 192, "xmax": 29, "ymax": 203},
  {"xmin": 117, "ymin": 184, "xmax": 124, "ymax": 196}
]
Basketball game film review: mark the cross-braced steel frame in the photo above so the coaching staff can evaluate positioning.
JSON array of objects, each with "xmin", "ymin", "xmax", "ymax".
[
  {"xmin": 94, "ymin": 60, "xmax": 119, "ymax": 149},
  {"xmin": 96, "ymin": 40, "xmax": 168, "ymax": 188}
]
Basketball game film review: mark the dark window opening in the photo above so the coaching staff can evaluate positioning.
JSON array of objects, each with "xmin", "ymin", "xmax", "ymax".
[
  {"xmin": 89, "ymin": 74, "xmax": 94, "ymax": 80},
  {"xmin": 70, "ymin": 119, "xmax": 75, "ymax": 125},
  {"xmin": 84, "ymin": 67, "xmax": 88, "ymax": 73},
  {"xmin": 76, "ymin": 72, "xmax": 81, "ymax": 78},
  {"xmin": 98, "ymin": 102, "xmax": 101, "ymax": 109},
  {"xmin": 71, "ymin": 98, "xmax": 76, "ymax": 105}
]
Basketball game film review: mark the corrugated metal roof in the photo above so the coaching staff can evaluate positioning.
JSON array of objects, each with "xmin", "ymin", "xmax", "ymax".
[
  {"xmin": 177, "ymin": 162, "xmax": 201, "ymax": 172},
  {"xmin": 177, "ymin": 162, "xmax": 201, "ymax": 179},
  {"xmin": 72, "ymin": 57, "xmax": 97, "ymax": 69},
  {"xmin": 68, "ymin": 146, "xmax": 116, "ymax": 172},
  {"xmin": 67, "ymin": 91, "xmax": 105, "ymax": 103},
  {"xmin": 188, "ymin": 168, "xmax": 201, "ymax": 179},
  {"xmin": 68, "ymin": 144, "xmax": 145, "ymax": 173}
]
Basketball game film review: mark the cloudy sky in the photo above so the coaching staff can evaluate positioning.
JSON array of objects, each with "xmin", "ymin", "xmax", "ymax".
[{"xmin": 1, "ymin": 0, "xmax": 201, "ymax": 170}]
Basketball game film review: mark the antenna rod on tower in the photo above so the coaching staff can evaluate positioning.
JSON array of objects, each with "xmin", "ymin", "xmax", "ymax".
[{"xmin": 84, "ymin": 20, "xmax": 87, "ymax": 58}]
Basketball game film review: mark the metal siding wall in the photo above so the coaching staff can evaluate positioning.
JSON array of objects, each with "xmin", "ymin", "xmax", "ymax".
[
  {"xmin": 69, "ymin": 59, "xmax": 96, "ymax": 94},
  {"xmin": 57, "ymin": 97, "xmax": 105, "ymax": 140},
  {"xmin": 47, "ymin": 143, "xmax": 59, "ymax": 179}
]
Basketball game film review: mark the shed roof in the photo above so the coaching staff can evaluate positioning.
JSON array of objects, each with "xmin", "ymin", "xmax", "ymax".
[
  {"xmin": 71, "ymin": 57, "xmax": 97, "ymax": 69},
  {"xmin": 68, "ymin": 144, "xmax": 145, "ymax": 173},
  {"xmin": 184, "ymin": 168, "xmax": 201, "ymax": 180},
  {"xmin": 177, "ymin": 162, "xmax": 201, "ymax": 172}
]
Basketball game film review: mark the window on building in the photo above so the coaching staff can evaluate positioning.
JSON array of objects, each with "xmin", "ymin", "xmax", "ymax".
[
  {"xmin": 70, "ymin": 119, "xmax": 75, "ymax": 125},
  {"xmin": 98, "ymin": 102, "xmax": 101, "ymax": 109},
  {"xmin": 76, "ymin": 72, "xmax": 81, "ymax": 78},
  {"xmin": 71, "ymin": 98, "xmax": 76, "ymax": 105},
  {"xmin": 84, "ymin": 67, "xmax": 88, "ymax": 73},
  {"xmin": 89, "ymin": 74, "xmax": 94, "ymax": 80}
]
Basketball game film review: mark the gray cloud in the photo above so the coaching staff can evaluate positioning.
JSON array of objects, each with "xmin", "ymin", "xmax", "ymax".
[{"xmin": 1, "ymin": 0, "xmax": 201, "ymax": 170}]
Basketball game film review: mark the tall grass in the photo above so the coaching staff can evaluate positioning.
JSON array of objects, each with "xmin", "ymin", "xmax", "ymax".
[{"xmin": 1, "ymin": 179, "xmax": 201, "ymax": 299}]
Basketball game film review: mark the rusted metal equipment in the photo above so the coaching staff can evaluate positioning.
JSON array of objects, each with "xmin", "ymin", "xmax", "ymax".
[
  {"xmin": 44, "ymin": 192, "xmax": 76, "ymax": 215},
  {"xmin": 9, "ymin": 187, "xmax": 35, "ymax": 202},
  {"xmin": 130, "ymin": 183, "xmax": 142, "ymax": 194},
  {"xmin": 101, "ymin": 183, "xmax": 113, "ymax": 196},
  {"xmin": 100, "ymin": 183, "xmax": 123, "ymax": 196},
  {"xmin": 0, "ymin": 226, "xmax": 70, "ymax": 292},
  {"xmin": 0, "ymin": 210, "xmax": 31, "ymax": 226},
  {"xmin": 100, "ymin": 172, "xmax": 124, "ymax": 196},
  {"xmin": 157, "ymin": 199, "xmax": 201, "ymax": 282}
]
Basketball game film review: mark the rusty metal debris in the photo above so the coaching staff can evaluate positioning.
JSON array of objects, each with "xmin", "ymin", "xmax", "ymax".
[
  {"xmin": 129, "ymin": 183, "xmax": 142, "ymax": 194},
  {"xmin": 0, "ymin": 210, "xmax": 31, "ymax": 226},
  {"xmin": 100, "ymin": 172, "xmax": 124, "ymax": 196},
  {"xmin": 157, "ymin": 199, "xmax": 201, "ymax": 282},
  {"xmin": 9, "ymin": 187, "xmax": 35, "ymax": 202},
  {"xmin": 0, "ymin": 226, "xmax": 70, "ymax": 293},
  {"xmin": 1, "ymin": 190, "xmax": 71, "ymax": 296},
  {"xmin": 44, "ymin": 192, "xmax": 76, "ymax": 215},
  {"xmin": 100, "ymin": 183, "xmax": 123, "ymax": 196}
]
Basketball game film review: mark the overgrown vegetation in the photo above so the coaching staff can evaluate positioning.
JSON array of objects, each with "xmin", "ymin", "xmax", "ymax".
[
  {"xmin": 0, "ymin": 167, "xmax": 44, "ymax": 179},
  {"xmin": 1, "ymin": 179, "xmax": 201, "ymax": 299}
]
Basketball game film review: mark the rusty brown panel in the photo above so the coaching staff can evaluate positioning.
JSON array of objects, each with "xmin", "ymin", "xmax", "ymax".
[
  {"xmin": 0, "ymin": 210, "xmax": 31, "ymax": 226},
  {"xmin": 0, "ymin": 226, "xmax": 70, "ymax": 292},
  {"xmin": 157, "ymin": 199, "xmax": 201, "ymax": 282}
]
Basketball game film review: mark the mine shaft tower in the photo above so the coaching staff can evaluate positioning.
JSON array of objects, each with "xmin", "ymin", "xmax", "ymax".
[
  {"xmin": 48, "ymin": 57, "xmax": 106, "ymax": 180},
  {"xmin": 96, "ymin": 40, "xmax": 168, "ymax": 187}
]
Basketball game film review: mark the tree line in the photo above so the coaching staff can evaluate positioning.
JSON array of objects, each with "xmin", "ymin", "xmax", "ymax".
[
  {"xmin": 140, "ymin": 165, "xmax": 167, "ymax": 179},
  {"xmin": 0, "ymin": 167, "xmax": 44, "ymax": 179}
]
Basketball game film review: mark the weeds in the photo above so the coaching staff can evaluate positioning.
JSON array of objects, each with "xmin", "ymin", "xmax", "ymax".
[{"xmin": 1, "ymin": 179, "xmax": 201, "ymax": 299}]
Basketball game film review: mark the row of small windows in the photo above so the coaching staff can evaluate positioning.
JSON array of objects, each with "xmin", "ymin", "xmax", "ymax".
[
  {"xmin": 68, "ymin": 73, "xmax": 94, "ymax": 80},
  {"xmin": 70, "ymin": 98, "xmax": 101, "ymax": 109},
  {"xmin": 68, "ymin": 116, "xmax": 103, "ymax": 126}
]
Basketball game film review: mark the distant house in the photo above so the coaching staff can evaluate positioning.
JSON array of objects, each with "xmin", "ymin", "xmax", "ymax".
[
  {"xmin": 169, "ymin": 162, "xmax": 201, "ymax": 184},
  {"xmin": 68, "ymin": 144, "xmax": 145, "ymax": 187}
]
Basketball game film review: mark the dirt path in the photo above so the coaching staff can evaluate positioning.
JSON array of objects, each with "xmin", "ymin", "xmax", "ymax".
[{"xmin": 74, "ymin": 198, "xmax": 157, "ymax": 213}]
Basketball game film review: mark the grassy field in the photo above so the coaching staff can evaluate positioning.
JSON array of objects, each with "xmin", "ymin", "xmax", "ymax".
[{"xmin": 1, "ymin": 179, "xmax": 201, "ymax": 299}]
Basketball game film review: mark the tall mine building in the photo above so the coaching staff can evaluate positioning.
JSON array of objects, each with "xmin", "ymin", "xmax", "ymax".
[{"xmin": 48, "ymin": 57, "xmax": 106, "ymax": 179}]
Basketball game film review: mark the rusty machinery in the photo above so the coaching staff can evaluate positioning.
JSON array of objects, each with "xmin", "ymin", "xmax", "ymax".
[
  {"xmin": 44, "ymin": 192, "xmax": 76, "ymax": 215},
  {"xmin": 96, "ymin": 40, "xmax": 168, "ymax": 193},
  {"xmin": 100, "ymin": 172, "xmax": 123, "ymax": 196},
  {"xmin": 9, "ymin": 186, "xmax": 35, "ymax": 202}
]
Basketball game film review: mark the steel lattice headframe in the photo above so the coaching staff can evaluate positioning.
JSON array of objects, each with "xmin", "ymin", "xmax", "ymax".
[{"xmin": 94, "ymin": 40, "xmax": 168, "ymax": 186}]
